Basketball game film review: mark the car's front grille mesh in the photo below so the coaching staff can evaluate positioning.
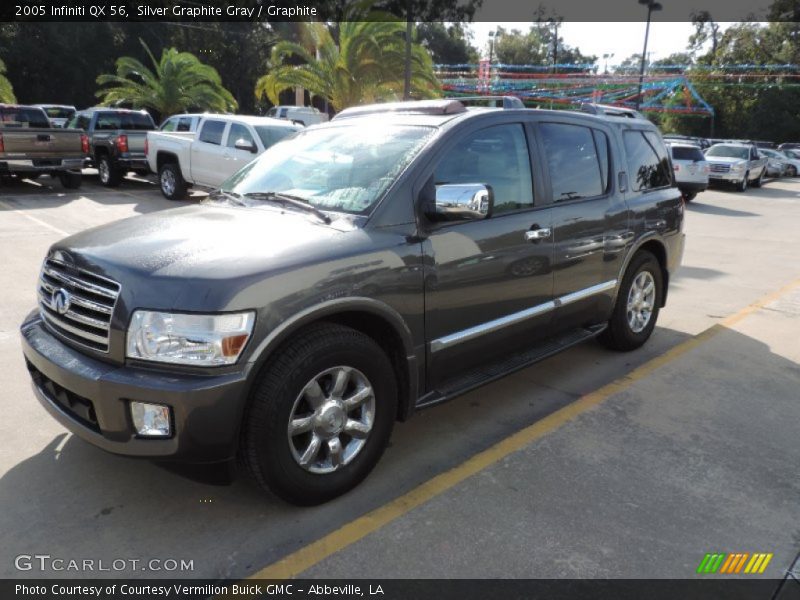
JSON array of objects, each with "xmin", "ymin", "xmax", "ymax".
[
  {"xmin": 709, "ymin": 163, "xmax": 731, "ymax": 173},
  {"xmin": 37, "ymin": 258, "xmax": 120, "ymax": 353}
]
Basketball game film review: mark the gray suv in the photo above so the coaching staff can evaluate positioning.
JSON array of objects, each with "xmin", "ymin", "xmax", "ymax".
[{"xmin": 21, "ymin": 99, "xmax": 684, "ymax": 505}]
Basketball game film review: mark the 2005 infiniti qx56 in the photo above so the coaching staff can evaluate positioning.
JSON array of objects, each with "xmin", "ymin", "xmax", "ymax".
[{"xmin": 21, "ymin": 98, "xmax": 684, "ymax": 505}]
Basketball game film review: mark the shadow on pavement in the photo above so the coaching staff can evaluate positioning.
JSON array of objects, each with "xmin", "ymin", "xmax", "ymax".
[
  {"xmin": 1, "ymin": 325, "xmax": 797, "ymax": 580},
  {"xmin": 686, "ymin": 201, "xmax": 760, "ymax": 217}
]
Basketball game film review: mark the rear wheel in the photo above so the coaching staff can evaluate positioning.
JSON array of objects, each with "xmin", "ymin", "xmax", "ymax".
[
  {"xmin": 681, "ymin": 191, "xmax": 697, "ymax": 202},
  {"xmin": 599, "ymin": 251, "xmax": 663, "ymax": 351},
  {"xmin": 97, "ymin": 155, "xmax": 121, "ymax": 187},
  {"xmin": 158, "ymin": 162, "xmax": 187, "ymax": 200},
  {"xmin": 241, "ymin": 323, "xmax": 397, "ymax": 505},
  {"xmin": 58, "ymin": 171, "xmax": 82, "ymax": 189}
]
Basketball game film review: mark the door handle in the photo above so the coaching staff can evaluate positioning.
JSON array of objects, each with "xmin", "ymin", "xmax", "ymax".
[{"xmin": 525, "ymin": 228, "xmax": 551, "ymax": 242}]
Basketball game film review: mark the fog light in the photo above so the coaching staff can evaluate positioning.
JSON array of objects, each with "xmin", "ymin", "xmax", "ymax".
[{"xmin": 131, "ymin": 401, "xmax": 172, "ymax": 437}]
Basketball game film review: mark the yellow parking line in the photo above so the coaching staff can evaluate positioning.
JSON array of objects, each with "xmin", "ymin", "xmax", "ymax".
[
  {"xmin": 0, "ymin": 199, "xmax": 70, "ymax": 236},
  {"xmin": 249, "ymin": 277, "xmax": 800, "ymax": 580}
]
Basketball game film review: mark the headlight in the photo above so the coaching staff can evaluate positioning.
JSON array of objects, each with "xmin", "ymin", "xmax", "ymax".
[
  {"xmin": 126, "ymin": 310, "xmax": 255, "ymax": 366},
  {"xmin": 731, "ymin": 162, "xmax": 746, "ymax": 171}
]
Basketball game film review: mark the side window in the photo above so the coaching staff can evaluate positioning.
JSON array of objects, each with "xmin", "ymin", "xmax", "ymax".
[
  {"xmin": 623, "ymin": 130, "xmax": 671, "ymax": 191},
  {"xmin": 539, "ymin": 122, "xmax": 604, "ymax": 201},
  {"xmin": 198, "ymin": 120, "xmax": 225, "ymax": 145},
  {"xmin": 593, "ymin": 130, "xmax": 610, "ymax": 192},
  {"xmin": 176, "ymin": 117, "xmax": 193, "ymax": 132},
  {"xmin": 79, "ymin": 116, "xmax": 91, "ymax": 130},
  {"xmin": 434, "ymin": 123, "xmax": 534, "ymax": 214},
  {"xmin": 226, "ymin": 123, "xmax": 254, "ymax": 148},
  {"xmin": 160, "ymin": 117, "xmax": 176, "ymax": 132}
]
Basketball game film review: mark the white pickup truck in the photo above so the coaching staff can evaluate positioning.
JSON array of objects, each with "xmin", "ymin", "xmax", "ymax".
[{"xmin": 146, "ymin": 114, "xmax": 302, "ymax": 199}]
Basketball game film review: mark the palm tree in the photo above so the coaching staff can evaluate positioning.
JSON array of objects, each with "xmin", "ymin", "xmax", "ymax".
[
  {"xmin": 0, "ymin": 59, "xmax": 16, "ymax": 103},
  {"xmin": 255, "ymin": 21, "xmax": 440, "ymax": 112},
  {"xmin": 96, "ymin": 40, "xmax": 237, "ymax": 118}
]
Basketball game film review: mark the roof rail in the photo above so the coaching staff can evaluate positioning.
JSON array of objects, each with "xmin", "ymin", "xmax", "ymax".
[
  {"xmin": 454, "ymin": 96, "xmax": 525, "ymax": 109},
  {"xmin": 580, "ymin": 103, "xmax": 644, "ymax": 119},
  {"xmin": 333, "ymin": 99, "xmax": 467, "ymax": 121}
]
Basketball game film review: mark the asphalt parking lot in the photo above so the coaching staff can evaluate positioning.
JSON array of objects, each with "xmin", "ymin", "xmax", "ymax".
[{"xmin": 1, "ymin": 172, "xmax": 799, "ymax": 582}]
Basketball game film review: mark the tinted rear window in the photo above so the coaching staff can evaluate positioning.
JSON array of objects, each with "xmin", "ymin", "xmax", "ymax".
[
  {"xmin": 95, "ymin": 112, "xmax": 155, "ymax": 130},
  {"xmin": 671, "ymin": 146, "xmax": 705, "ymax": 161},
  {"xmin": 0, "ymin": 107, "xmax": 51, "ymax": 128},
  {"xmin": 624, "ymin": 130, "xmax": 672, "ymax": 191},
  {"xmin": 42, "ymin": 107, "xmax": 75, "ymax": 119}
]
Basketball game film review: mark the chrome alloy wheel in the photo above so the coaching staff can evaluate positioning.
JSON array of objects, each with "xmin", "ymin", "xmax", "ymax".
[
  {"xmin": 626, "ymin": 271, "xmax": 656, "ymax": 333},
  {"xmin": 287, "ymin": 366, "xmax": 375, "ymax": 474},
  {"xmin": 160, "ymin": 168, "xmax": 176, "ymax": 196},
  {"xmin": 98, "ymin": 159, "xmax": 110, "ymax": 184}
]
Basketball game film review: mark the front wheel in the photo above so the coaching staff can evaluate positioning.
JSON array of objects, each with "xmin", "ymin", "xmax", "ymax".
[
  {"xmin": 737, "ymin": 174, "xmax": 748, "ymax": 192},
  {"xmin": 788, "ymin": 165, "xmax": 797, "ymax": 177},
  {"xmin": 599, "ymin": 251, "xmax": 663, "ymax": 352},
  {"xmin": 241, "ymin": 323, "xmax": 397, "ymax": 505},
  {"xmin": 158, "ymin": 162, "xmax": 187, "ymax": 200},
  {"xmin": 752, "ymin": 170, "xmax": 764, "ymax": 188}
]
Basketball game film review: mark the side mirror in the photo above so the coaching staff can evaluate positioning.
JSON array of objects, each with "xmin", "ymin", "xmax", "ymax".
[
  {"xmin": 425, "ymin": 183, "xmax": 494, "ymax": 221},
  {"xmin": 234, "ymin": 138, "xmax": 257, "ymax": 153}
]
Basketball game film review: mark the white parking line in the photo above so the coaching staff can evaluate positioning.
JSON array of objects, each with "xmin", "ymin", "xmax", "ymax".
[{"xmin": 0, "ymin": 199, "xmax": 70, "ymax": 237}]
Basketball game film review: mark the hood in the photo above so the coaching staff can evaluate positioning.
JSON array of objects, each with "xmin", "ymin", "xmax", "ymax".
[
  {"xmin": 705, "ymin": 156, "xmax": 748, "ymax": 165},
  {"xmin": 49, "ymin": 203, "xmax": 364, "ymax": 311}
]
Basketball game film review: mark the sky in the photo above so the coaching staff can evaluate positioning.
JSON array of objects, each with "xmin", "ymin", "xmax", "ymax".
[{"xmin": 469, "ymin": 22, "xmax": 715, "ymax": 67}]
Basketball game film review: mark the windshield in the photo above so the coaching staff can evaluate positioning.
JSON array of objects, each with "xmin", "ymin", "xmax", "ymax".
[
  {"xmin": 254, "ymin": 124, "xmax": 301, "ymax": 148},
  {"xmin": 220, "ymin": 124, "xmax": 435, "ymax": 215},
  {"xmin": 705, "ymin": 145, "xmax": 749, "ymax": 159},
  {"xmin": 42, "ymin": 107, "xmax": 75, "ymax": 119}
]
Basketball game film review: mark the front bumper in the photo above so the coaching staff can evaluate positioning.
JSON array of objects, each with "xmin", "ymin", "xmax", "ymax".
[
  {"xmin": 21, "ymin": 311, "xmax": 253, "ymax": 463},
  {"xmin": 0, "ymin": 158, "xmax": 84, "ymax": 173},
  {"xmin": 708, "ymin": 172, "xmax": 745, "ymax": 183}
]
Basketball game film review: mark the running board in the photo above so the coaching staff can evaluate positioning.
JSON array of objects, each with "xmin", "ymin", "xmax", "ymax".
[{"xmin": 415, "ymin": 324, "xmax": 606, "ymax": 410}]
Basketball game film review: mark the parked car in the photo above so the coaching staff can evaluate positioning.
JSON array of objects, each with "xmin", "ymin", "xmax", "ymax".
[
  {"xmin": 33, "ymin": 104, "xmax": 76, "ymax": 128},
  {"xmin": 0, "ymin": 103, "xmax": 86, "ymax": 188},
  {"xmin": 66, "ymin": 108, "xmax": 156, "ymax": 187},
  {"xmin": 21, "ymin": 99, "xmax": 684, "ymax": 505},
  {"xmin": 266, "ymin": 105, "xmax": 329, "ymax": 126},
  {"xmin": 782, "ymin": 148, "xmax": 800, "ymax": 163},
  {"xmin": 777, "ymin": 143, "xmax": 800, "ymax": 151},
  {"xmin": 158, "ymin": 113, "xmax": 204, "ymax": 133},
  {"xmin": 759, "ymin": 148, "xmax": 789, "ymax": 177},
  {"xmin": 146, "ymin": 114, "xmax": 301, "ymax": 199},
  {"xmin": 667, "ymin": 142, "xmax": 708, "ymax": 201},
  {"xmin": 761, "ymin": 148, "xmax": 800, "ymax": 177},
  {"xmin": 704, "ymin": 143, "xmax": 768, "ymax": 191},
  {"xmin": 663, "ymin": 134, "xmax": 711, "ymax": 150}
]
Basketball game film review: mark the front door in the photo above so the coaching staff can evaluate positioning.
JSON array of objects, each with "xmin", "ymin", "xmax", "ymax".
[
  {"xmin": 422, "ymin": 122, "xmax": 555, "ymax": 388},
  {"xmin": 191, "ymin": 119, "xmax": 229, "ymax": 187}
]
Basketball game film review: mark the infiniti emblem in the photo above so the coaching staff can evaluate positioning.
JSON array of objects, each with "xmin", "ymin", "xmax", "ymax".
[{"xmin": 52, "ymin": 288, "xmax": 72, "ymax": 315}]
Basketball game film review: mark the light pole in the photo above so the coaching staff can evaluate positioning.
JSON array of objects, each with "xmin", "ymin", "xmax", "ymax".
[
  {"xmin": 488, "ymin": 29, "xmax": 498, "ymax": 65},
  {"xmin": 636, "ymin": 0, "xmax": 662, "ymax": 110},
  {"xmin": 602, "ymin": 53, "xmax": 614, "ymax": 75}
]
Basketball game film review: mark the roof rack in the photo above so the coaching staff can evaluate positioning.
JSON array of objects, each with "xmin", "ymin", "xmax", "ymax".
[
  {"xmin": 332, "ymin": 96, "xmax": 525, "ymax": 121},
  {"xmin": 580, "ymin": 103, "xmax": 644, "ymax": 119},
  {"xmin": 333, "ymin": 99, "xmax": 467, "ymax": 120}
]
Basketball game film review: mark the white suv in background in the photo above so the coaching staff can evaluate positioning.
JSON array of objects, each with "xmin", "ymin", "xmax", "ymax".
[
  {"xmin": 266, "ymin": 105, "xmax": 329, "ymax": 126},
  {"xmin": 668, "ymin": 142, "xmax": 709, "ymax": 202}
]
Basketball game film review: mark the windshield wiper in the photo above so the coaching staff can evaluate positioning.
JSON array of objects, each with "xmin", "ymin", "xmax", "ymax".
[
  {"xmin": 208, "ymin": 189, "xmax": 246, "ymax": 206},
  {"xmin": 243, "ymin": 191, "xmax": 331, "ymax": 224}
]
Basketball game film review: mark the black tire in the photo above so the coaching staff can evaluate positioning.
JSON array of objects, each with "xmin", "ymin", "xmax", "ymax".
[
  {"xmin": 158, "ymin": 162, "xmax": 187, "ymax": 200},
  {"xmin": 737, "ymin": 174, "xmax": 748, "ymax": 192},
  {"xmin": 97, "ymin": 155, "xmax": 121, "ymax": 187},
  {"xmin": 241, "ymin": 323, "xmax": 397, "ymax": 505},
  {"xmin": 752, "ymin": 170, "xmax": 764, "ymax": 188},
  {"xmin": 599, "ymin": 251, "xmax": 663, "ymax": 352},
  {"xmin": 682, "ymin": 191, "xmax": 697, "ymax": 202},
  {"xmin": 789, "ymin": 166, "xmax": 797, "ymax": 177},
  {"xmin": 58, "ymin": 171, "xmax": 82, "ymax": 189}
]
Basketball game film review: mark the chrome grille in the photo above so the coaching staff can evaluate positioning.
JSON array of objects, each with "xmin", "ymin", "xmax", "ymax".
[
  {"xmin": 709, "ymin": 163, "xmax": 731, "ymax": 173},
  {"xmin": 37, "ymin": 258, "xmax": 120, "ymax": 352}
]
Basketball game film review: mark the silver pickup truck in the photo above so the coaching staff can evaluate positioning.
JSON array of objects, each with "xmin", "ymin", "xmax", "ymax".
[
  {"xmin": 0, "ymin": 104, "xmax": 86, "ymax": 188},
  {"xmin": 704, "ymin": 142, "xmax": 768, "ymax": 192}
]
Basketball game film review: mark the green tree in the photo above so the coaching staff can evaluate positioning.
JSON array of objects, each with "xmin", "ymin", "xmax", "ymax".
[
  {"xmin": 417, "ymin": 23, "xmax": 478, "ymax": 65},
  {"xmin": 0, "ymin": 58, "xmax": 15, "ymax": 103},
  {"xmin": 255, "ymin": 21, "xmax": 440, "ymax": 112},
  {"xmin": 96, "ymin": 39, "xmax": 237, "ymax": 120},
  {"xmin": 492, "ymin": 26, "xmax": 595, "ymax": 67}
]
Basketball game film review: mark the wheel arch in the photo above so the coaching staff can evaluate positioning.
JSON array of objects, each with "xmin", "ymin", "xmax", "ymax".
[
  {"xmin": 246, "ymin": 298, "xmax": 419, "ymax": 423},
  {"xmin": 156, "ymin": 150, "xmax": 180, "ymax": 173},
  {"xmin": 616, "ymin": 236, "xmax": 670, "ymax": 308}
]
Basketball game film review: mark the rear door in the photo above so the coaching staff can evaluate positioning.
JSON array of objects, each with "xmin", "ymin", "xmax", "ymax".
[
  {"xmin": 534, "ymin": 117, "xmax": 630, "ymax": 331},
  {"xmin": 422, "ymin": 120, "xmax": 555, "ymax": 387},
  {"xmin": 190, "ymin": 119, "xmax": 229, "ymax": 187}
]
